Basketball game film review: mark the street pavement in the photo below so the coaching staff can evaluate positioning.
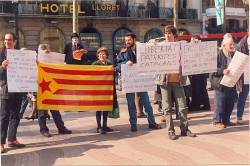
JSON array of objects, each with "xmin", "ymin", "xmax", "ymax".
[{"xmin": 1, "ymin": 90, "xmax": 249, "ymax": 166}]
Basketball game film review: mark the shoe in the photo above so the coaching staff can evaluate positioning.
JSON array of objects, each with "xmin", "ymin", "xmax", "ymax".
[
  {"xmin": 148, "ymin": 123, "xmax": 161, "ymax": 129},
  {"xmin": 200, "ymin": 106, "xmax": 211, "ymax": 110},
  {"xmin": 24, "ymin": 115, "xmax": 37, "ymax": 120},
  {"xmin": 100, "ymin": 129, "xmax": 107, "ymax": 134},
  {"xmin": 103, "ymin": 127, "xmax": 114, "ymax": 132},
  {"xmin": 181, "ymin": 129, "xmax": 197, "ymax": 137},
  {"xmin": 96, "ymin": 127, "xmax": 101, "ymax": 133},
  {"xmin": 59, "ymin": 128, "xmax": 72, "ymax": 134},
  {"xmin": 137, "ymin": 114, "xmax": 146, "ymax": 118},
  {"xmin": 1, "ymin": 145, "xmax": 6, "ymax": 154},
  {"xmin": 236, "ymin": 119, "xmax": 244, "ymax": 125},
  {"xmin": 213, "ymin": 123, "xmax": 225, "ymax": 129},
  {"xmin": 41, "ymin": 131, "xmax": 52, "ymax": 137},
  {"xmin": 224, "ymin": 122, "xmax": 236, "ymax": 127},
  {"xmin": 168, "ymin": 132, "xmax": 177, "ymax": 140},
  {"xmin": 161, "ymin": 116, "xmax": 166, "ymax": 122},
  {"xmin": 130, "ymin": 124, "xmax": 138, "ymax": 132},
  {"xmin": 8, "ymin": 140, "xmax": 25, "ymax": 148},
  {"xmin": 207, "ymin": 87, "xmax": 214, "ymax": 91}
]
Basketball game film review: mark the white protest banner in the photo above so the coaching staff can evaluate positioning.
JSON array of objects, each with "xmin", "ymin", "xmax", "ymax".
[
  {"xmin": 121, "ymin": 64, "xmax": 156, "ymax": 94},
  {"xmin": 181, "ymin": 41, "xmax": 217, "ymax": 75},
  {"xmin": 136, "ymin": 42, "xmax": 180, "ymax": 74},
  {"xmin": 220, "ymin": 51, "xmax": 249, "ymax": 87},
  {"xmin": 7, "ymin": 49, "xmax": 37, "ymax": 92},
  {"xmin": 38, "ymin": 51, "xmax": 65, "ymax": 64}
]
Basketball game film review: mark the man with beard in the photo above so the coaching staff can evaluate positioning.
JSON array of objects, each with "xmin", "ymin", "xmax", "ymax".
[{"xmin": 116, "ymin": 33, "xmax": 161, "ymax": 132}]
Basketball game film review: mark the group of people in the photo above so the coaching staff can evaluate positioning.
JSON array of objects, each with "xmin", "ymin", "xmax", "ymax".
[{"xmin": 0, "ymin": 24, "xmax": 249, "ymax": 153}]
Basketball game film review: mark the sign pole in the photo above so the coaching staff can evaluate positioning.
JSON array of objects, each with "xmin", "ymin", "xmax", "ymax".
[{"xmin": 73, "ymin": 0, "xmax": 78, "ymax": 33}]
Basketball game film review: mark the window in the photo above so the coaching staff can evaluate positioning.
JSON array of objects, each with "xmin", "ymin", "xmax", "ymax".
[
  {"xmin": 39, "ymin": 27, "xmax": 65, "ymax": 53},
  {"xmin": 144, "ymin": 28, "xmax": 163, "ymax": 42},
  {"xmin": 80, "ymin": 27, "xmax": 101, "ymax": 51},
  {"xmin": 80, "ymin": 27, "xmax": 102, "ymax": 64},
  {"xmin": 112, "ymin": 27, "xmax": 132, "ymax": 56}
]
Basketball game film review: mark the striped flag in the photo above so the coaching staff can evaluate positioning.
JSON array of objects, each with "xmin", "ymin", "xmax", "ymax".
[{"xmin": 37, "ymin": 62, "xmax": 114, "ymax": 111}]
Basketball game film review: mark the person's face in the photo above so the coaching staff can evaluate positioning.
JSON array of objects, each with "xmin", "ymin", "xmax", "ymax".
[
  {"xmin": 165, "ymin": 31, "xmax": 175, "ymax": 42},
  {"xmin": 72, "ymin": 37, "xmax": 79, "ymax": 45},
  {"xmin": 4, "ymin": 34, "xmax": 16, "ymax": 49},
  {"xmin": 97, "ymin": 51, "xmax": 107, "ymax": 63},
  {"xmin": 125, "ymin": 36, "xmax": 135, "ymax": 48},
  {"xmin": 190, "ymin": 38, "xmax": 199, "ymax": 44},
  {"xmin": 223, "ymin": 40, "xmax": 235, "ymax": 53}
]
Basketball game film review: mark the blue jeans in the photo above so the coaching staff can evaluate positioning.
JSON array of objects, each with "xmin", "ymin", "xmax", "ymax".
[
  {"xmin": 213, "ymin": 88, "xmax": 236, "ymax": 124},
  {"xmin": 126, "ymin": 92, "xmax": 155, "ymax": 125},
  {"xmin": 237, "ymin": 84, "xmax": 249, "ymax": 119}
]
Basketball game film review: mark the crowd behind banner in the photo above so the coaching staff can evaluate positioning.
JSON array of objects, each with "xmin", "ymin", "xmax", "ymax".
[{"xmin": 0, "ymin": 25, "xmax": 249, "ymax": 153}]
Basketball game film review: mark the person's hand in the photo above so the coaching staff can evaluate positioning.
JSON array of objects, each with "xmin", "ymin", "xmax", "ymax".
[
  {"xmin": 223, "ymin": 69, "xmax": 230, "ymax": 75},
  {"xmin": 45, "ymin": 49, "xmax": 50, "ymax": 54},
  {"xmin": 1, "ymin": 60, "xmax": 8, "ymax": 70},
  {"xmin": 126, "ymin": 60, "xmax": 133, "ymax": 66},
  {"xmin": 79, "ymin": 49, "xmax": 88, "ymax": 55}
]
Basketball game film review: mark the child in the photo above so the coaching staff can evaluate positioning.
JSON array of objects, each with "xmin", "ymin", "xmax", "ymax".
[{"xmin": 92, "ymin": 47, "xmax": 114, "ymax": 134}]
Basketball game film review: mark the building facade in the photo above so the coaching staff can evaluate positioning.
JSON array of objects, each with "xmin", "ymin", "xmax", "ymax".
[
  {"xmin": 0, "ymin": 0, "xmax": 202, "ymax": 58},
  {"xmin": 202, "ymin": 0, "xmax": 247, "ymax": 34}
]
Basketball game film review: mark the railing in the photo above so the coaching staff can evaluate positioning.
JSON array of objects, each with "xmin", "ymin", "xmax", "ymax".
[{"xmin": 0, "ymin": 3, "xmax": 197, "ymax": 20}]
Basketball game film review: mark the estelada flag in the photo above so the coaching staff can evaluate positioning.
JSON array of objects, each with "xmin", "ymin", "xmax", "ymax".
[{"xmin": 37, "ymin": 62, "xmax": 114, "ymax": 111}]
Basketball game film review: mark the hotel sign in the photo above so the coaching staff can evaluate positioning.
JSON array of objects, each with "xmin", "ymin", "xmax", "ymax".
[{"xmin": 40, "ymin": 3, "xmax": 120, "ymax": 14}]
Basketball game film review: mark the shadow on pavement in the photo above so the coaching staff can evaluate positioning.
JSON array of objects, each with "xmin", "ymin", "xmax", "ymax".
[{"xmin": 1, "ymin": 143, "xmax": 113, "ymax": 166}]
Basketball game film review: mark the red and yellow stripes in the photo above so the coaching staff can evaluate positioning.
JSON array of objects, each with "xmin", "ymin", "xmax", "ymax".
[{"xmin": 37, "ymin": 62, "xmax": 114, "ymax": 111}]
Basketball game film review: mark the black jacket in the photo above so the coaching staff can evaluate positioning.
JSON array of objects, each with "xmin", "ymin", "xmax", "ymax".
[
  {"xmin": 115, "ymin": 48, "xmax": 136, "ymax": 73},
  {"xmin": 0, "ymin": 48, "xmax": 9, "ymax": 99},
  {"xmin": 211, "ymin": 49, "xmax": 235, "ymax": 91},
  {"xmin": 64, "ymin": 42, "xmax": 85, "ymax": 65}
]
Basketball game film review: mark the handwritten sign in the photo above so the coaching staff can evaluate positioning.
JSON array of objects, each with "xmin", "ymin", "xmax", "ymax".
[
  {"xmin": 121, "ymin": 64, "xmax": 156, "ymax": 94},
  {"xmin": 7, "ymin": 49, "xmax": 37, "ymax": 92},
  {"xmin": 38, "ymin": 51, "xmax": 65, "ymax": 64},
  {"xmin": 220, "ymin": 51, "xmax": 249, "ymax": 87},
  {"xmin": 181, "ymin": 41, "xmax": 217, "ymax": 75},
  {"xmin": 136, "ymin": 42, "xmax": 180, "ymax": 74}
]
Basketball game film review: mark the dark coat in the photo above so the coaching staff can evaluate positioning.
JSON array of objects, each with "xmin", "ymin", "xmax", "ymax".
[
  {"xmin": 64, "ymin": 42, "xmax": 86, "ymax": 65},
  {"xmin": 211, "ymin": 49, "xmax": 235, "ymax": 90},
  {"xmin": 115, "ymin": 48, "xmax": 136, "ymax": 73},
  {"xmin": 0, "ymin": 48, "xmax": 8, "ymax": 99}
]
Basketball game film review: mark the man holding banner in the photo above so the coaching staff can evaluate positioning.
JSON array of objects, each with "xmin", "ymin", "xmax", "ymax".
[
  {"xmin": 0, "ymin": 33, "xmax": 25, "ymax": 153},
  {"xmin": 116, "ymin": 33, "xmax": 161, "ymax": 132},
  {"xmin": 155, "ymin": 25, "xmax": 196, "ymax": 140},
  {"xmin": 37, "ymin": 44, "xmax": 72, "ymax": 137}
]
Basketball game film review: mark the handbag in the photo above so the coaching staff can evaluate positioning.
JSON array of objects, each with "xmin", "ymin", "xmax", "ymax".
[{"xmin": 109, "ymin": 107, "xmax": 120, "ymax": 119}]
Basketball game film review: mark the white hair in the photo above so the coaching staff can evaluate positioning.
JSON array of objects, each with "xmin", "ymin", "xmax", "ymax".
[
  {"xmin": 223, "ymin": 33, "xmax": 232, "ymax": 39},
  {"xmin": 38, "ymin": 44, "xmax": 49, "ymax": 51},
  {"xmin": 222, "ymin": 36, "xmax": 234, "ymax": 47}
]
